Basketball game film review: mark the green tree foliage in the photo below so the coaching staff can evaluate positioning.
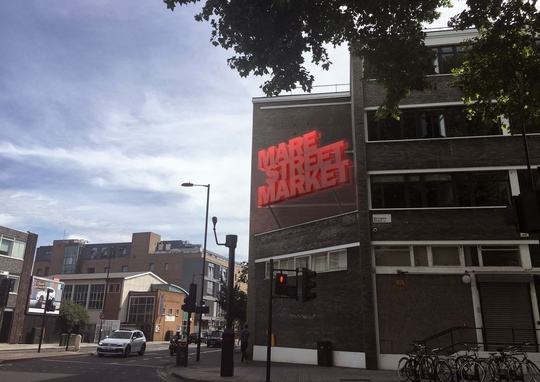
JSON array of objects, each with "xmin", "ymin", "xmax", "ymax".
[
  {"xmin": 450, "ymin": 0, "xmax": 540, "ymax": 133},
  {"xmin": 217, "ymin": 261, "xmax": 247, "ymax": 326},
  {"xmin": 58, "ymin": 299, "xmax": 90, "ymax": 333},
  {"xmin": 163, "ymin": 0, "xmax": 450, "ymax": 115}
]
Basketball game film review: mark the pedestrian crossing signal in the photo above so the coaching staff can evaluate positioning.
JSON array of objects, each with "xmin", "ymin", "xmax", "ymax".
[{"xmin": 274, "ymin": 273, "xmax": 297, "ymax": 297}]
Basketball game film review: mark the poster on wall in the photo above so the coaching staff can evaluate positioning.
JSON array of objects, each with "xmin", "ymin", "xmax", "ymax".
[{"xmin": 26, "ymin": 276, "xmax": 65, "ymax": 316}]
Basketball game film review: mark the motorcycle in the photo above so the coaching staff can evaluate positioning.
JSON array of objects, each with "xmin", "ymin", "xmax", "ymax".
[{"xmin": 169, "ymin": 340, "xmax": 178, "ymax": 356}]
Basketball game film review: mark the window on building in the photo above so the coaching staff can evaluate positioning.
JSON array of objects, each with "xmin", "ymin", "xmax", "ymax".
[
  {"xmin": 432, "ymin": 45, "xmax": 467, "ymax": 74},
  {"xmin": 373, "ymin": 245, "xmax": 523, "ymax": 268},
  {"xmin": 36, "ymin": 269, "xmax": 42, "ymax": 276},
  {"xmin": 208, "ymin": 263, "xmax": 215, "ymax": 279},
  {"xmin": 265, "ymin": 249, "xmax": 349, "ymax": 278},
  {"xmin": 63, "ymin": 284, "xmax": 73, "ymax": 300},
  {"xmin": 206, "ymin": 281, "xmax": 214, "ymax": 296},
  {"xmin": 0, "ymin": 236, "xmax": 26, "ymax": 259},
  {"xmin": 367, "ymin": 106, "xmax": 501, "ymax": 141},
  {"xmin": 168, "ymin": 308, "xmax": 173, "ymax": 316},
  {"xmin": 44, "ymin": 267, "xmax": 49, "ymax": 276},
  {"xmin": 432, "ymin": 247, "xmax": 460, "ymax": 266},
  {"xmin": 164, "ymin": 263, "xmax": 169, "ymax": 271},
  {"xmin": 175, "ymin": 309, "xmax": 180, "ymax": 317},
  {"xmin": 371, "ymin": 171, "xmax": 511, "ymax": 209},
  {"xmin": 149, "ymin": 263, "xmax": 155, "ymax": 272},
  {"xmin": 88, "ymin": 284, "xmax": 105, "ymax": 309},
  {"xmin": 87, "ymin": 268, "xmax": 95, "ymax": 274},
  {"xmin": 127, "ymin": 296, "xmax": 155, "ymax": 324},
  {"xmin": 73, "ymin": 285, "xmax": 89, "ymax": 307},
  {"xmin": 121, "ymin": 265, "xmax": 128, "ymax": 272},
  {"xmin": 108, "ymin": 283, "xmax": 120, "ymax": 293},
  {"xmin": 374, "ymin": 246, "xmax": 412, "ymax": 266},
  {"xmin": 481, "ymin": 246, "xmax": 521, "ymax": 267},
  {"xmin": 6, "ymin": 275, "xmax": 19, "ymax": 294}
]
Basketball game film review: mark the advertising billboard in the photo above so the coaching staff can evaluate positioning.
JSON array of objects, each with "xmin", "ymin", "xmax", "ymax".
[{"xmin": 27, "ymin": 276, "xmax": 64, "ymax": 316}]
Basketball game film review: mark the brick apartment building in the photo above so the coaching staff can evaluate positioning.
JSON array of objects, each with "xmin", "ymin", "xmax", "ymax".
[
  {"xmin": 247, "ymin": 29, "xmax": 540, "ymax": 369},
  {"xmin": 0, "ymin": 225, "xmax": 38, "ymax": 344},
  {"xmin": 34, "ymin": 231, "xmax": 240, "ymax": 335}
]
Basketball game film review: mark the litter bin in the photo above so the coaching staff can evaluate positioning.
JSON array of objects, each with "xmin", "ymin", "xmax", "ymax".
[
  {"xmin": 176, "ymin": 340, "xmax": 188, "ymax": 367},
  {"xmin": 317, "ymin": 341, "xmax": 332, "ymax": 366}
]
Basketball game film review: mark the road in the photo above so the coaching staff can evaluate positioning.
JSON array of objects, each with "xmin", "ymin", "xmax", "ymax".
[{"xmin": 0, "ymin": 344, "xmax": 222, "ymax": 382}]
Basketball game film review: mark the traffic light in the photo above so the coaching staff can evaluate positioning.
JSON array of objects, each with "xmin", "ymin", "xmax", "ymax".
[
  {"xmin": 274, "ymin": 273, "xmax": 297, "ymax": 297},
  {"xmin": 274, "ymin": 273, "xmax": 288, "ymax": 295},
  {"xmin": 301, "ymin": 268, "xmax": 317, "ymax": 302},
  {"xmin": 182, "ymin": 283, "xmax": 198, "ymax": 313}
]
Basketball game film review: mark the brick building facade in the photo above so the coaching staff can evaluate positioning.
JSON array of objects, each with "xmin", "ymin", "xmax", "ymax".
[{"xmin": 247, "ymin": 29, "xmax": 540, "ymax": 369}]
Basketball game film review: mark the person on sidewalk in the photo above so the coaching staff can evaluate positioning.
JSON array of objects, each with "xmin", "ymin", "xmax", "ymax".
[{"xmin": 239, "ymin": 324, "xmax": 250, "ymax": 364}]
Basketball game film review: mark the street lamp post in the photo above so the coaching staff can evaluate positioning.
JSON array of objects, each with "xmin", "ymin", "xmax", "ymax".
[
  {"xmin": 98, "ymin": 250, "xmax": 113, "ymax": 343},
  {"xmin": 181, "ymin": 182, "xmax": 210, "ymax": 362}
]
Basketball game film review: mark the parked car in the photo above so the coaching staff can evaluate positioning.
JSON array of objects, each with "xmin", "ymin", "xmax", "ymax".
[
  {"xmin": 97, "ymin": 329, "xmax": 146, "ymax": 357},
  {"xmin": 206, "ymin": 330, "xmax": 223, "ymax": 347},
  {"xmin": 188, "ymin": 332, "xmax": 206, "ymax": 344}
]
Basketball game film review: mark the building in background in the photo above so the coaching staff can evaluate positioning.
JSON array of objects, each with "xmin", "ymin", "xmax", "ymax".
[
  {"xmin": 0, "ymin": 225, "xmax": 38, "ymax": 344},
  {"xmin": 248, "ymin": 28, "xmax": 540, "ymax": 370},
  {"xmin": 33, "ymin": 231, "xmax": 240, "ymax": 336}
]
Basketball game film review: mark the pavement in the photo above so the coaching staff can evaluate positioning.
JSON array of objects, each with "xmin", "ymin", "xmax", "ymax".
[{"xmin": 0, "ymin": 341, "xmax": 398, "ymax": 382}]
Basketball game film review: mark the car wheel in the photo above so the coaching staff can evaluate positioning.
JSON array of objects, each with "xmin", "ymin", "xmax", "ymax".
[
  {"xmin": 138, "ymin": 344, "xmax": 146, "ymax": 356},
  {"xmin": 124, "ymin": 345, "xmax": 131, "ymax": 357}
]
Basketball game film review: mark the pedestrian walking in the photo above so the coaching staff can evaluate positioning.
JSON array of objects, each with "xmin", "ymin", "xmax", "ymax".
[{"xmin": 240, "ymin": 324, "xmax": 250, "ymax": 364}]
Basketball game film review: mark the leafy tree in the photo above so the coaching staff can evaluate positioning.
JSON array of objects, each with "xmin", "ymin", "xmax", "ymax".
[
  {"xmin": 58, "ymin": 299, "xmax": 90, "ymax": 333},
  {"xmin": 217, "ymin": 261, "xmax": 248, "ymax": 327},
  {"xmin": 449, "ymin": 0, "xmax": 540, "ymax": 134},
  {"xmin": 163, "ymin": 0, "xmax": 450, "ymax": 115}
]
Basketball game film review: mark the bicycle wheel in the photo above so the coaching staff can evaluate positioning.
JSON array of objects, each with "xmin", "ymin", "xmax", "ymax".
[
  {"xmin": 509, "ymin": 361, "xmax": 525, "ymax": 382},
  {"xmin": 460, "ymin": 360, "xmax": 486, "ymax": 382},
  {"xmin": 398, "ymin": 356, "xmax": 411, "ymax": 382},
  {"xmin": 435, "ymin": 360, "xmax": 455, "ymax": 382},
  {"xmin": 525, "ymin": 362, "xmax": 540, "ymax": 382}
]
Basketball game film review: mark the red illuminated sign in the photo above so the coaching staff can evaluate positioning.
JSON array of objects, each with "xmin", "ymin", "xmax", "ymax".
[{"xmin": 257, "ymin": 131, "xmax": 352, "ymax": 207}]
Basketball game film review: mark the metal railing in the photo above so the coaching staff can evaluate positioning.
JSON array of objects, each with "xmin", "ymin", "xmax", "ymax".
[{"xmin": 415, "ymin": 326, "xmax": 539, "ymax": 353}]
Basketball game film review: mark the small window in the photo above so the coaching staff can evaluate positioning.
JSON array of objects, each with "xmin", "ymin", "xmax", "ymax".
[
  {"xmin": 328, "ymin": 250, "xmax": 347, "ymax": 270},
  {"xmin": 413, "ymin": 246, "xmax": 429, "ymax": 266},
  {"xmin": 464, "ymin": 246, "xmax": 480, "ymax": 266},
  {"xmin": 108, "ymin": 283, "xmax": 120, "ymax": 293},
  {"xmin": 164, "ymin": 263, "xmax": 169, "ymax": 271},
  {"xmin": 481, "ymin": 246, "xmax": 521, "ymax": 266},
  {"xmin": 311, "ymin": 254, "xmax": 327, "ymax": 272},
  {"xmin": 374, "ymin": 246, "xmax": 411, "ymax": 266},
  {"xmin": 168, "ymin": 308, "xmax": 173, "ymax": 316},
  {"xmin": 121, "ymin": 265, "xmax": 128, "ymax": 272},
  {"xmin": 36, "ymin": 269, "xmax": 42, "ymax": 276},
  {"xmin": 175, "ymin": 309, "xmax": 180, "ymax": 317},
  {"xmin": 87, "ymin": 267, "xmax": 95, "ymax": 274},
  {"xmin": 149, "ymin": 263, "xmax": 155, "ymax": 272},
  {"xmin": 432, "ymin": 246, "xmax": 460, "ymax": 266}
]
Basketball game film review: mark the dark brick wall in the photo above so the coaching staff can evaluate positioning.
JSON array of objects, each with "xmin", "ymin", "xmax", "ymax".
[
  {"xmin": 250, "ymin": 95, "xmax": 355, "ymax": 236},
  {"xmin": 367, "ymin": 135, "xmax": 540, "ymax": 171},
  {"xmin": 252, "ymin": 246, "xmax": 364, "ymax": 352},
  {"xmin": 376, "ymin": 274, "xmax": 476, "ymax": 354},
  {"xmin": 370, "ymin": 209, "xmax": 523, "ymax": 242}
]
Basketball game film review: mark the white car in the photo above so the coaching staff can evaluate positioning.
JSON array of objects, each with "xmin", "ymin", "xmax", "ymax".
[
  {"xmin": 36, "ymin": 287, "xmax": 55, "ymax": 303},
  {"xmin": 97, "ymin": 329, "xmax": 146, "ymax": 357}
]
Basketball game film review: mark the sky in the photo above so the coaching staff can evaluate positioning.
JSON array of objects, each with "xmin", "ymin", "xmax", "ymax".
[{"xmin": 0, "ymin": 1, "xmax": 465, "ymax": 262}]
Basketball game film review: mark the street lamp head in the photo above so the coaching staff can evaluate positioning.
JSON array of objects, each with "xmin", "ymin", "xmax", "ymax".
[{"xmin": 181, "ymin": 182, "xmax": 194, "ymax": 187}]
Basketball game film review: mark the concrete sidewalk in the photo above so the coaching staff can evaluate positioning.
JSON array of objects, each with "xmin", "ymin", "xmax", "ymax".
[{"xmin": 0, "ymin": 342, "xmax": 398, "ymax": 382}]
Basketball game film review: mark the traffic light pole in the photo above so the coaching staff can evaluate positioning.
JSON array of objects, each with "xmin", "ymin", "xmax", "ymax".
[
  {"xmin": 37, "ymin": 288, "xmax": 51, "ymax": 353},
  {"xmin": 266, "ymin": 259, "xmax": 274, "ymax": 382}
]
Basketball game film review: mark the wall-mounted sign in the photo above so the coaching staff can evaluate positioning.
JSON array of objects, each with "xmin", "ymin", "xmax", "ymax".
[
  {"xmin": 258, "ymin": 131, "xmax": 352, "ymax": 207},
  {"xmin": 26, "ymin": 276, "xmax": 65, "ymax": 316},
  {"xmin": 372, "ymin": 214, "xmax": 392, "ymax": 224}
]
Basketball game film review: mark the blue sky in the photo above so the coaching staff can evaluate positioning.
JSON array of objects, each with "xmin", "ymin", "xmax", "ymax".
[{"xmin": 0, "ymin": 1, "xmax": 463, "ymax": 262}]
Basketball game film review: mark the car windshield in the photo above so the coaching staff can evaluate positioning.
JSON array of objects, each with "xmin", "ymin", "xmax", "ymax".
[
  {"xmin": 211, "ymin": 331, "xmax": 222, "ymax": 337},
  {"xmin": 109, "ymin": 331, "xmax": 132, "ymax": 339}
]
